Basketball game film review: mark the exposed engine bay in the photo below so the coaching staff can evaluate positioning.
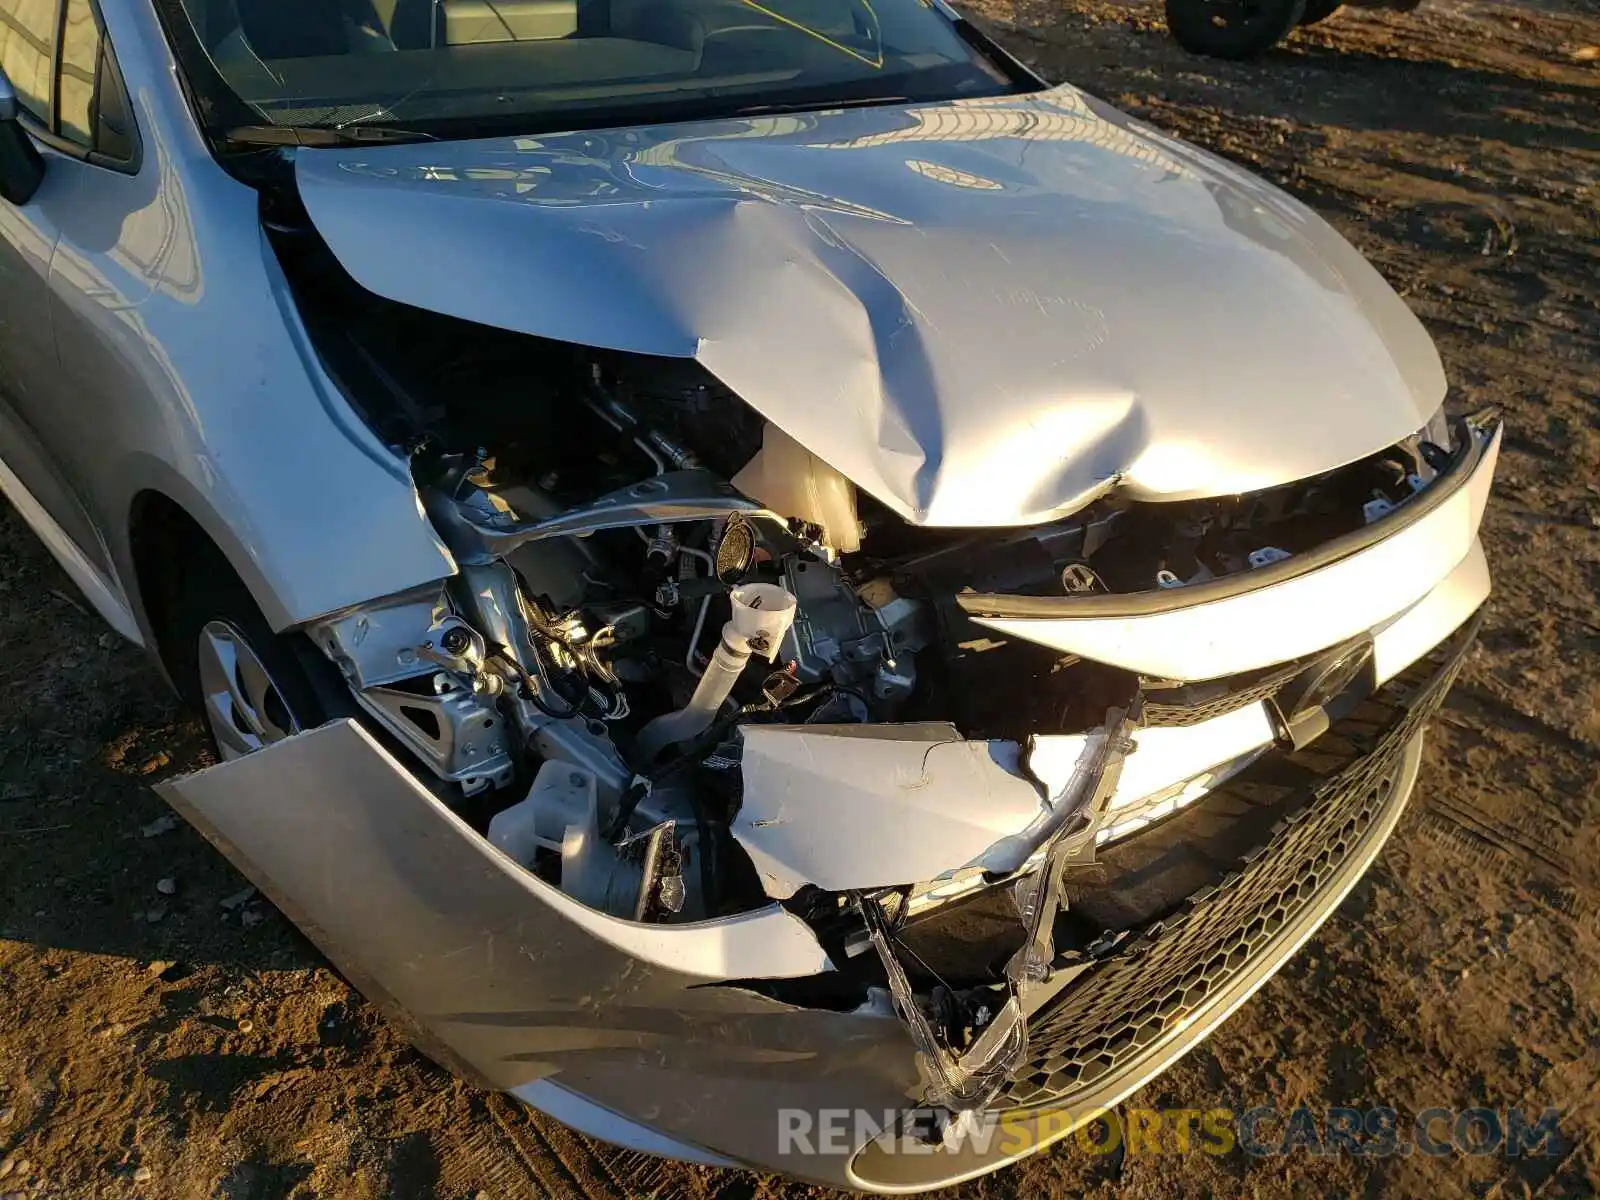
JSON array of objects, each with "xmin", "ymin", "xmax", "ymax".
[{"xmin": 267, "ymin": 194, "xmax": 1467, "ymax": 1109}]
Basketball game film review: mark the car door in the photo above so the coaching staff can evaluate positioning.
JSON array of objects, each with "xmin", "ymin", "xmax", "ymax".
[
  {"xmin": 0, "ymin": 0, "xmax": 98, "ymax": 564},
  {"xmin": 0, "ymin": 0, "xmax": 141, "ymax": 636}
]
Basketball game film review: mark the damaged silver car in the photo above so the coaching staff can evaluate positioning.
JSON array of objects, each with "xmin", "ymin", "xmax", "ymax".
[{"xmin": 0, "ymin": 0, "xmax": 1499, "ymax": 1188}]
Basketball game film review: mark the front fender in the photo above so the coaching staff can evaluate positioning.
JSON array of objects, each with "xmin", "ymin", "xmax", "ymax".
[{"xmin": 38, "ymin": 8, "xmax": 455, "ymax": 639}]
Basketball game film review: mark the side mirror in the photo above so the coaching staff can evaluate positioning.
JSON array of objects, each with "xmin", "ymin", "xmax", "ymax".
[{"xmin": 0, "ymin": 67, "xmax": 46, "ymax": 205}]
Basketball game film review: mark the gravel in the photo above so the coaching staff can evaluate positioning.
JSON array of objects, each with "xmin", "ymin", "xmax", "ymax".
[{"xmin": 138, "ymin": 815, "xmax": 178, "ymax": 839}]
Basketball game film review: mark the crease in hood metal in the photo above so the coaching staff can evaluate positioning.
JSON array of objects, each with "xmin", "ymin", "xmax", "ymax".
[{"xmin": 295, "ymin": 85, "xmax": 1446, "ymax": 525}]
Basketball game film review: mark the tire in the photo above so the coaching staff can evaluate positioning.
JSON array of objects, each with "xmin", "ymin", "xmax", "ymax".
[
  {"xmin": 158, "ymin": 543, "xmax": 347, "ymax": 761},
  {"xmin": 1164, "ymin": 0, "xmax": 1308, "ymax": 58},
  {"xmin": 1300, "ymin": 0, "xmax": 1343, "ymax": 24}
]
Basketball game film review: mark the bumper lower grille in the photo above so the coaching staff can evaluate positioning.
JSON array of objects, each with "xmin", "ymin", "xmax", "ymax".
[
  {"xmin": 999, "ymin": 625, "xmax": 1473, "ymax": 1110},
  {"xmin": 1142, "ymin": 656, "xmax": 1310, "ymax": 727}
]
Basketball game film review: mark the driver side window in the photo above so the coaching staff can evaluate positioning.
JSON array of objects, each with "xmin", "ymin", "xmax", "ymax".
[{"xmin": 0, "ymin": 0, "xmax": 55, "ymax": 121}]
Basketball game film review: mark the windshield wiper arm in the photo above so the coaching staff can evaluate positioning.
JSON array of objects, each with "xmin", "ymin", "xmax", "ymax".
[
  {"xmin": 723, "ymin": 94, "xmax": 911, "ymax": 118},
  {"xmin": 220, "ymin": 124, "xmax": 437, "ymax": 149}
]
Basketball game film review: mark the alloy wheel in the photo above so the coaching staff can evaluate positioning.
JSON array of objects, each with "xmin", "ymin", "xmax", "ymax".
[{"xmin": 196, "ymin": 620, "xmax": 298, "ymax": 760}]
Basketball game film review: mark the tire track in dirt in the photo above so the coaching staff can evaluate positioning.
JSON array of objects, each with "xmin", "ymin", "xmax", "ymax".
[
  {"xmin": 1416, "ymin": 794, "xmax": 1597, "ymax": 928},
  {"xmin": 433, "ymin": 1091, "xmax": 698, "ymax": 1200}
]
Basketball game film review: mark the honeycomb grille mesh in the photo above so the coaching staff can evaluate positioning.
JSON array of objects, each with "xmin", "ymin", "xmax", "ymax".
[
  {"xmin": 1142, "ymin": 657, "xmax": 1310, "ymax": 728},
  {"xmin": 999, "ymin": 643, "xmax": 1467, "ymax": 1110}
]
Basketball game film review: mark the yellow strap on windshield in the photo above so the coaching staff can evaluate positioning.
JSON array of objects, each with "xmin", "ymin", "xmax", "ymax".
[{"xmin": 734, "ymin": 0, "xmax": 885, "ymax": 69}]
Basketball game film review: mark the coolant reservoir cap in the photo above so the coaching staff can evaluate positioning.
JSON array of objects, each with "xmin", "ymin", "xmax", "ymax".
[{"xmin": 715, "ymin": 513, "xmax": 758, "ymax": 583}]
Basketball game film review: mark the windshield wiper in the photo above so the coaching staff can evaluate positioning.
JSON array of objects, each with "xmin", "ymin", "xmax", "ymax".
[
  {"xmin": 723, "ymin": 94, "xmax": 911, "ymax": 117},
  {"xmin": 220, "ymin": 124, "xmax": 437, "ymax": 149}
]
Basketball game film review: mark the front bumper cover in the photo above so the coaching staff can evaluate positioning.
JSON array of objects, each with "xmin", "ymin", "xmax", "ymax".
[{"xmin": 156, "ymin": 611, "xmax": 1477, "ymax": 1191}]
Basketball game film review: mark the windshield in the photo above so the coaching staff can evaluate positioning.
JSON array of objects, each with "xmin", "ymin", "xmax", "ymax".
[{"xmin": 161, "ymin": 0, "xmax": 1026, "ymax": 142}]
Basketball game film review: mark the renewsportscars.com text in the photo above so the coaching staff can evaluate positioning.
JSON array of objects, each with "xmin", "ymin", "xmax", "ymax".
[{"xmin": 778, "ymin": 1105, "xmax": 1563, "ymax": 1159}]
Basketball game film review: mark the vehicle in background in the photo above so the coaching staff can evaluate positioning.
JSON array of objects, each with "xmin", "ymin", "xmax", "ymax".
[{"xmin": 1165, "ymin": 0, "xmax": 1426, "ymax": 59}]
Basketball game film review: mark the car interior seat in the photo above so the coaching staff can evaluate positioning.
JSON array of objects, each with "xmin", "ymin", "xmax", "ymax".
[
  {"xmin": 367, "ymin": 0, "xmax": 438, "ymax": 48},
  {"xmin": 235, "ymin": 0, "xmax": 359, "ymax": 56},
  {"xmin": 608, "ymin": 0, "xmax": 859, "ymax": 58},
  {"xmin": 438, "ymin": 1, "xmax": 579, "ymax": 45},
  {"xmin": 207, "ymin": 0, "xmax": 405, "ymax": 62}
]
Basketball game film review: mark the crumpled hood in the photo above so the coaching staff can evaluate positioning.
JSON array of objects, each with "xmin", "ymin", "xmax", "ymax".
[{"xmin": 296, "ymin": 85, "xmax": 1445, "ymax": 525}]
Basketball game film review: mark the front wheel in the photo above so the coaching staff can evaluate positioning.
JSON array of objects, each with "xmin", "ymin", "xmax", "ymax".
[
  {"xmin": 158, "ymin": 547, "xmax": 344, "ymax": 761},
  {"xmin": 192, "ymin": 619, "xmax": 304, "ymax": 759},
  {"xmin": 1164, "ymin": 0, "xmax": 1308, "ymax": 58}
]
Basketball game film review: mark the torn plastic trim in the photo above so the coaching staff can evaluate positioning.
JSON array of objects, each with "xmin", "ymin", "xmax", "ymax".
[
  {"xmin": 855, "ymin": 695, "xmax": 1140, "ymax": 1115},
  {"xmin": 985, "ymin": 699, "xmax": 1140, "ymax": 878},
  {"xmin": 733, "ymin": 702, "xmax": 1273, "ymax": 900},
  {"xmin": 1005, "ymin": 698, "xmax": 1141, "ymax": 988},
  {"xmin": 735, "ymin": 725, "xmax": 1050, "ymax": 899},
  {"xmin": 846, "ymin": 621, "xmax": 1477, "ymax": 1191},
  {"xmin": 860, "ymin": 894, "xmax": 1027, "ymax": 1112},
  {"xmin": 731, "ymin": 539, "xmax": 1487, "ymax": 907}
]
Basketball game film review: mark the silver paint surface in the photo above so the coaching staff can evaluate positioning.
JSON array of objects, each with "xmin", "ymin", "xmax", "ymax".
[{"xmin": 298, "ymin": 85, "xmax": 1446, "ymax": 525}]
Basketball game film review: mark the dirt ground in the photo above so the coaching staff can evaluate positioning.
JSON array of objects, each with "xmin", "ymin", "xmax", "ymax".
[{"xmin": 1, "ymin": 1, "xmax": 1598, "ymax": 1197}]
